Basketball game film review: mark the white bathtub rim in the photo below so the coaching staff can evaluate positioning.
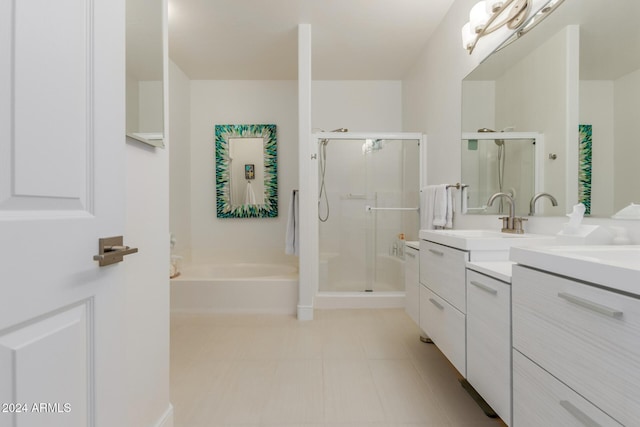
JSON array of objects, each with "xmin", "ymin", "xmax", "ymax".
[{"xmin": 174, "ymin": 262, "xmax": 298, "ymax": 281}]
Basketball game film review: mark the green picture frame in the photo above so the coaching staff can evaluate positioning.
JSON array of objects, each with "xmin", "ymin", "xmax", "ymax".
[{"xmin": 215, "ymin": 124, "xmax": 278, "ymax": 218}]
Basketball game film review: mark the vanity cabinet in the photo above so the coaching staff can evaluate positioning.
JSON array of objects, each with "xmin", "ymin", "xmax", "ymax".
[
  {"xmin": 404, "ymin": 243, "xmax": 419, "ymax": 326},
  {"xmin": 512, "ymin": 264, "xmax": 640, "ymax": 426},
  {"xmin": 419, "ymin": 240, "xmax": 469, "ymax": 376},
  {"xmin": 466, "ymin": 269, "xmax": 511, "ymax": 426}
]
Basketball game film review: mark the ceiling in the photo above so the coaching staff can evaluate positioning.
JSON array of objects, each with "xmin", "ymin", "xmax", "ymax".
[{"xmin": 168, "ymin": 0, "xmax": 456, "ymax": 80}]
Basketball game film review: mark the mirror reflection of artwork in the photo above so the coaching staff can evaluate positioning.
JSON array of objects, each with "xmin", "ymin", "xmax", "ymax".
[
  {"xmin": 578, "ymin": 124, "xmax": 592, "ymax": 215},
  {"xmin": 245, "ymin": 164, "xmax": 255, "ymax": 180},
  {"xmin": 215, "ymin": 124, "xmax": 278, "ymax": 218}
]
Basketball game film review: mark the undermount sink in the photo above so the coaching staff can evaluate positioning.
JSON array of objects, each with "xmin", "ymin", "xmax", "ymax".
[
  {"xmin": 419, "ymin": 229, "xmax": 555, "ymax": 251},
  {"xmin": 511, "ymin": 245, "xmax": 640, "ymax": 295}
]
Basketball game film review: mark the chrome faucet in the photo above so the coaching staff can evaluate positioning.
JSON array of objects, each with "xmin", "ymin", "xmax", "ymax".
[
  {"xmin": 487, "ymin": 192, "xmax": 526, "ymax": 234},
  {"xmin": 529, "ymin": 192, "xmax": 558, "ymax": 216}
]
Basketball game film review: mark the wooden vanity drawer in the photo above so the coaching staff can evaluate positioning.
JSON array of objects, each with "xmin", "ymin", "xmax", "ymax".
[
  {"xmin": 513, "ymin": 350, "xmax": 623, "ymax": 427},
  {"xmin": 419, "ymin": 240, "xmax": 468, "ymax": 312},
  {"xmin": 419, "ymin": 284, "xmax": 466, "ymax": 376},
  {"xmin": 512, "ymin": 265, "xmax": 640, "ymax": 426}
]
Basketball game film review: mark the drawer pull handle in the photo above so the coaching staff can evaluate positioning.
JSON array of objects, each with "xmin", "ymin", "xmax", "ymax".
[
  {"xmin": 428, "ymin": 249, "xmax": 444, "ymax": 256},
  {"xmin": 429, "ymin": 298, "xmax": 444, "ymax": 310},
  {"xmin": 470, "ymin": 280, "xmax": 498, "ymax": 295},
  {"xmin": 559, "ymin": 400, "xmax": 602, "ymax": 427},
  {"xmin": 406, "ymin": 252, "xmax": 416, "ymax": 258},
  {"xmin": 557, "ymin": 292, "xmax": 623, "ymax": 319}
]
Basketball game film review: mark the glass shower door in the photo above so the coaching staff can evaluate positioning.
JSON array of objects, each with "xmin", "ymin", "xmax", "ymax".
[{"xmin": 318, "ymin": 137, "xmax": 420, "ymax": 293}]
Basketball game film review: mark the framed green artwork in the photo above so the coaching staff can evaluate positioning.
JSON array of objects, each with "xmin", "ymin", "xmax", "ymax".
[{"xmin": 215, "ymin": 124, "xmax": 278, "ymax": 218}]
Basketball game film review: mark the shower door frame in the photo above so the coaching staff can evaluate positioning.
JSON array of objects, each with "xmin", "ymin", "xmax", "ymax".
[{"xmin": 299, "ymin": 132, "xmax": 427, "ymax": 318}]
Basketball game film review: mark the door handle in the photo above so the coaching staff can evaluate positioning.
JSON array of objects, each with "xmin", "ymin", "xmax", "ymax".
[{"xmin": 93, "ymin": 236, "xmax": 138, "ymax": 266}]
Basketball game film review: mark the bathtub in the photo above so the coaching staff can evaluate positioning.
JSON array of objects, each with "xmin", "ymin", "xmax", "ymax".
[{"xmin": 170, "ymin": 263, "xmax": 299, "ymax": 314}]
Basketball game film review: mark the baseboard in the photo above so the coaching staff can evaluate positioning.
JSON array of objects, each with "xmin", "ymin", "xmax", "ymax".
[
  {"xmin": 153, "ymin": 404, "xmax": 174, "ymax": 427},
  {"xmin": 297, "ymin": 304, "xmax": 314, "ymax": 320}
]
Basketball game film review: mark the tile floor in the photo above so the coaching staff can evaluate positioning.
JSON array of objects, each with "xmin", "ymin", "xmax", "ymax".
[{"xmin": 170, "ymin": 308, "xmax": 507, "ymax": 427}]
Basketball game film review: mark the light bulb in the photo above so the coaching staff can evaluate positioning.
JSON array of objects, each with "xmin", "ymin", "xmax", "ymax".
[
  {"xmin": 485, "ymin": 0, "xmax": 504, "ymax": 14},
  {"xmin": 470, "ymin": 1, "xmax": 490, "ymax": 33},
  {"xmin": 461, "ymin": 22, "xmax": 475, "ymax": 50}
]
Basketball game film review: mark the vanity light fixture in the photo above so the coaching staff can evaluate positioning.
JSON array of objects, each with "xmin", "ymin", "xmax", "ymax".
[
  {"xmin": 517, "ymin": 0, "xmax": 565, "ymax": 37},
  {"xmin": 462, "ymin": 0, "xmax": 566, "ymax": 54},
  {"xmin": 462, "ymin": 0, "xmax": 530, "ymax": 54}
]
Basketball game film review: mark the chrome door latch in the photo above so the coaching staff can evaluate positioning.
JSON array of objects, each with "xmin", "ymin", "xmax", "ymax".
[{"xmin": 93, "ymin": 236, "xmax": 138, "ymax": 267}]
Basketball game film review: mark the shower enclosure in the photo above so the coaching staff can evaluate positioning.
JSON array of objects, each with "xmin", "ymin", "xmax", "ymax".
[{"xmin": 313, "ymin": 132, "xmax": 423, "ymax": 300}]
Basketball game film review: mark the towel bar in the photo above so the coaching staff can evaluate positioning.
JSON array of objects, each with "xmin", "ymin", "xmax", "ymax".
[{"xmin": 365, "ymin": 205, "xmax": 419, "ymax": 212}]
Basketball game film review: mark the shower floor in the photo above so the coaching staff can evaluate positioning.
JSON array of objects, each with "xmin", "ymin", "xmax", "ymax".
[{"xmin": 320, "ymin": 280, "xmax": 403, "ymax": 293}]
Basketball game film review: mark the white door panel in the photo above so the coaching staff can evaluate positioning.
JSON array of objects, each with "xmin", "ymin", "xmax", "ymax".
[
  {"xmin": 0, "ymin": 304, "xmax": 88, "ymax": 427},
  {"xmin": 0, "ymin": 0, "xmax": 126, "ymax": 426}
]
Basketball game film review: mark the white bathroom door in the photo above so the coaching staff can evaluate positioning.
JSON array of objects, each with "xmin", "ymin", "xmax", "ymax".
[{"xmin": 0, "ymin": 1, "xmax": 127, "ymax": 427}]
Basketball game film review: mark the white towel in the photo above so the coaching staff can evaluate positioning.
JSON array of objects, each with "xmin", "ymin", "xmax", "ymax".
[
  {"xmin": 461, "ymin": 186, "xmax": 468, "ymax": 214},
  {"xmin": 244, "ymin": 181, "xmax": 257, "ymax": 205},
  {"xmin": 285, "ymin": 190, "xmax": 299, "ymax": 256},
  {"xmin": 421, "ymin": 184, "xmax": 454, "ymax": 229},
  {"xmin": 445, "ymin": 186, "xmax": 454, "ymax": 229},
  {"xmin": 432, "ymin": 184, "xmax": 448, "ymax": 227},
  {"xmin": 420, "ymin": 186, "xmax": 437, "ymax": 230}
]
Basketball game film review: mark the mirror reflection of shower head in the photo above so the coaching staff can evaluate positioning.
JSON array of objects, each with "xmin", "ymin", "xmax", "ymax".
[
  {"xmin": 477, "ymin": 127, "xmax": 504, "ymax": 146},
  {"xmin": 319, "ymin": 128, "xmax": 348, "ymax": 146}
]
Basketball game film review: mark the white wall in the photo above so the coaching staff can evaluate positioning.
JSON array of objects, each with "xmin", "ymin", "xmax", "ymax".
[
  {"xmin": 189, "ymin": 80, "xmax": 299, "ymax": 264},
  {"xmin": 124, "ymin": 1, "xmax": 172, "ymax": 424},
  {"xmin": 169, "ymin": 61, "xmax": 192, "ymax": 262},
  {"xmin": 125, "ymin": 128, "xmax": 171, "ymax": 426},
  {"xmin": 402, "ymin": 0, "xmax": 478, "ymax": 188},
  {"xmin": 312, "ymin": 81, "xmax": 402, "ymax": 132}
]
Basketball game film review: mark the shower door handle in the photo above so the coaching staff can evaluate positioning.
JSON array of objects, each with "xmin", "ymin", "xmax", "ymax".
[{"xmin": 365, "ymin": 205, "xmax": 420, "ymax": 212}]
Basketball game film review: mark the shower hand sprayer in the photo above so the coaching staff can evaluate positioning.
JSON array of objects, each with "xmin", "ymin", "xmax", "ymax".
[{"xmin": 318, "ymin": 128, "xmax": 348, "ymax": 222}]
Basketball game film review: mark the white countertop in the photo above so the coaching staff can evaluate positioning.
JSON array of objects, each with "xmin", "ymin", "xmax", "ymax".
[
  {"xmin": 419, "ymin": 229, "xmax": 556, "ymax": 251},
  {"xmin": 510, "ymin": 245, "xmax": 640, "ymax": 296},
  {"xmin": 466, "ymin": 261, "xmax": 515, "ymax": 283}
]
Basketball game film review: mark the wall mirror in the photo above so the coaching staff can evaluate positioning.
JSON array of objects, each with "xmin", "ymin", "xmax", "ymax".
[
  {"xmin": 126, "ymin": 0, "xmax": 164, "ymax": 147},
  {"xmin": 215, "ymin": 124, "xmax": 278, "ymax": 218},
  {"xmin": 462, "ymin": 0, "xmax": 640, "ymax": 217},
  {"xmin": 461, "ymin": 132, "xmax": 542, "ymax": 216}
]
